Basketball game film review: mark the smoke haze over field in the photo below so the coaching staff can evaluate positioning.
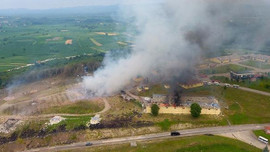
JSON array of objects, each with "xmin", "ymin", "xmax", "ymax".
[{"xmin": 82, "ymin": 0, "xmax": 270, "ymax": 97}]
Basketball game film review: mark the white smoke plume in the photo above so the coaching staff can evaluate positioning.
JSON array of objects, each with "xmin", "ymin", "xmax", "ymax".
[{"xmin": 82, "ymin": 0, "xmax": 270, "ymax": 97}]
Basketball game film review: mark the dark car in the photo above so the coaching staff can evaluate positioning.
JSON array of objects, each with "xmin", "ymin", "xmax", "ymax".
[
  {"xmin": 85, "ymin": 142, "xmax": 93, "ymax": 146},
  {"xmin": 171, "ymin": 131, "xmax": 181, "ymax": 136}
]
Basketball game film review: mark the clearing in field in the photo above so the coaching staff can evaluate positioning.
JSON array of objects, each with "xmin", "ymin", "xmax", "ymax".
[
  {"xmin": 65, "ymin": 39, "xmax": 73, "ymax": 45},
  {"xmin": 117, "ymin": 41, "xmax": 128, "ymax": 46},
  {"xmin": 95, "ymin": 32, "xmax": 119, "ymax": 36},
  {"xmin": 90, "ymin": 38, "xmax": 102, "ymax": 46},
  {"xmin": 41, "ymin": 100, "xmax": 104, "ymax": 114}
]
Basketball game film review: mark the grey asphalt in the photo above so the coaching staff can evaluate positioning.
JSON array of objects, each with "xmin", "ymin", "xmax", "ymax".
[{"xmin": 23, "ymin": 123, "xmax": 270, "ymax": 152}]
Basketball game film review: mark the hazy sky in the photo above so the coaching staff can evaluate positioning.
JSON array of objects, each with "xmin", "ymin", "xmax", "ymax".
[{"xmin": 0, "ymin": 0, "xmax": 160, "ymax": 10}]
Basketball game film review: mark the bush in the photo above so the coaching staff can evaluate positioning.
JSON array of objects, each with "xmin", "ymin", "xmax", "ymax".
[
  {"xmin": 190, "ymin": 103, "xmax": 202, "ymax": 118},
  {"xmin": 151, "ymin": 104, "xmax": 160, "ymax": 116}
]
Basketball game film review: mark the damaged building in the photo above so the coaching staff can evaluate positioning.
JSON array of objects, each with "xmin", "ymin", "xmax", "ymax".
[{"xmin": 0, "ymin": 119, "xmax": 22, "ymax": 134}]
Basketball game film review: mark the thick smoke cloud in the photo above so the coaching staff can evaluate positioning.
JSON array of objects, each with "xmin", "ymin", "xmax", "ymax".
[{"xmin": 82, "ymin": 0, "xmax": 270, "ymax": 97}]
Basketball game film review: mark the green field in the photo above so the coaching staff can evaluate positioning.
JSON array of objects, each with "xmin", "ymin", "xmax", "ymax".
[
  {"xmin": 0, "ymin": 15, "xmax": 132, "ymax": 72},
  {"xmin": 69, "ymin": 135, "xmax": 260, "ymax": 152},
  {"xmin": 240, "ymin": 60, "xmax": 270, "ymax": 69},
  {"xmin": 183, "ymin": 86, "xmax": 270, "ymax": 125},
  {"xmin": 47, "ymin": 115, "xmax": 92, "ymax": 131},
  {"xmin": 42, "ymin": 100, "xmax": 104, "ymax": 114},
  {"xmin": 200, "ymin": 64, "xmax": 251, "ymax": 74}
]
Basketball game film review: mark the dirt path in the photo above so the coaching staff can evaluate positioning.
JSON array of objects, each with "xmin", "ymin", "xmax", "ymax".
[
  {"xmin": 0, "ymin": 98, "xmax": 111, "ymax": 121},
  {"xmin": 97, "ymin": 98, "xmax": 111, "ymax": 114}
]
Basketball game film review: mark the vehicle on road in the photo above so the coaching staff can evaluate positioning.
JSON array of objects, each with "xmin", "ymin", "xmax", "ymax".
[
  {"xmin": 224, "ymin": 83, "xmax": 231, "ymax": 87},
  {"xmin": 171, "ymin": 131, "xmax": 181, "ymax": 136},
  {"xmin": 258, "ymin": 136, "xmax": 268, "ymax": 144},
  {"xmin": 85, "ymin": 142, "xmax": 93, "ymax": 146},
  {"xmin": 233, "ymin": 84, "xmax": 240, "ymax": 88}
]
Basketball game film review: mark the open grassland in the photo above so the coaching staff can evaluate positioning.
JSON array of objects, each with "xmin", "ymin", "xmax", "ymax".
[
  {"xmin": 253, "ymin": 130, "xmax": 270, "ymax": 140},
  {"xmin": 184, "ymin": 86, "xmax": 270, "ymax": 125},
  {"xmin": 240, "ymin": 60, "xmax": 270, "ymax": 69},
  {"xmin": 200, "ymin": 64, "xmax": 251, "ymax": 74},
  {"xmin": 41, "ymin": 100, "xmax": 104, "ymax": 114},
  {"xmin": 68, "ymin": 135, "xmax": 260, "ymax": 152},
  {"xmin": 211, "ymin": 76, "xmax": 270, "ymax": 93}
]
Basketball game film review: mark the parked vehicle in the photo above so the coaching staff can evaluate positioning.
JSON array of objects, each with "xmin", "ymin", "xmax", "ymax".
[
  {"xmin": 171, "ymin": 131, "xmax": 181, "ymax": 136},
  {"xmin": 258, "ymin": 136, "xmax": 268, "ymax": 144},
  {"xmin": 85, "ymin": 142, "xmax": 93, "ymax": 146},
  {"xmin": 233, "ymin": 84, "xmax": 239, "ymax": 88}
]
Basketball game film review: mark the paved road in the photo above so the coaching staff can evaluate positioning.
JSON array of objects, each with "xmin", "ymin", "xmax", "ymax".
[
  {"xmin": 221, "ymin": 131, "xmax": 268, "ymax": 149},
  {"xmin": 23, "ymin": 123, "xmax": 270, "ymax": 152}
]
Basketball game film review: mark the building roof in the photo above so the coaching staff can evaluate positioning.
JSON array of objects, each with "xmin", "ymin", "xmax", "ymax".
[{"xmin": 265, "ymin": 126, "xmax": 270, "ymax": 130}]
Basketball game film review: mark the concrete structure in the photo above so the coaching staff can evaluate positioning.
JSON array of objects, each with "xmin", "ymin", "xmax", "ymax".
[
  {"xmin": 90, "ymin": 114, "xmax": 102, "ymax": 125},
  {"xmin": 152, "ymin": 94, "xmax": 167, "ymax": 104},
  {"xmin": 145, "ymin": 96, "xmax": 221, "ymax": 115},
  {"xmin": 230, "ymin": 71, "xmax": 255, "ymax": 81},
  {"xmin": 49, "ymin": 116, "xmax": 65, "ymax": 125},
  {"xmin": 0, "ymin": 119, "xmax": 22, "ymax": 134}
]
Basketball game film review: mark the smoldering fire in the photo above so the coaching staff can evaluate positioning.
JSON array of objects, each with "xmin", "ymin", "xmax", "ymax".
[{"xmin": 82, "ymin": 0, "xmax": 270, "ymax": 97}]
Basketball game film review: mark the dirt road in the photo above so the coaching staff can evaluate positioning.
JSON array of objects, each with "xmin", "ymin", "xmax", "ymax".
[{"xmin": 0, "ymin": 98, "xmax": 111, "ymax": 121}]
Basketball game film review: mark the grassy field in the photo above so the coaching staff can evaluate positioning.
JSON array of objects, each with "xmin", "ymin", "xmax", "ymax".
[
  {"xmin": 240, "ymin": 60, "xmax": 270, "ymax": 69},
  {"xmin": 47, "ymin": 115, "xmax": 92, "ymax": 131},
  {"xmin": 67, "ymin": 135, "xmax": 260, "ymax": 152},
  {"xmin": 42, "ymin": 100, "xmax": 104, "ymax": 114},
  {"xmin": 211, "ymin": 76, "xmax": 270, "ymax": 93},
  {"xmin": 253, "ymin": 130, "xmax": 270, "ymax": 140},
  {"xmin": 200, "ymin": 64, "xmax": 251, "ymax": 74},
  {"xmin": 184, "ymin": 86, "xmax": 270, "ymax": 125}
]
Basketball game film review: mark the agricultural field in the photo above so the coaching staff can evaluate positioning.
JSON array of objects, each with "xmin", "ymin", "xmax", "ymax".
[
  {"xmin": 240, "ymin": 60, "xmax": 270, "ymax": 69},
  {"xmin": 200, "ymin": 64, "xmax": 251, "ymax": 74},
  {"xmin": 41, "ymin": 100, "xmax": 104, "ymax": 114},
  {"xmin": 0, "ymin": 15, "xmax": 133, "ymax": 72},
  {"xmin": 68, "ymin": 135, "xmax": 260, "ymax": 152}
]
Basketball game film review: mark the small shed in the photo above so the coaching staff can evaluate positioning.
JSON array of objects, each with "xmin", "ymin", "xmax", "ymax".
[{"xmin": 265, "ymin": 126, "xmax": 270, "ymax": 134}]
